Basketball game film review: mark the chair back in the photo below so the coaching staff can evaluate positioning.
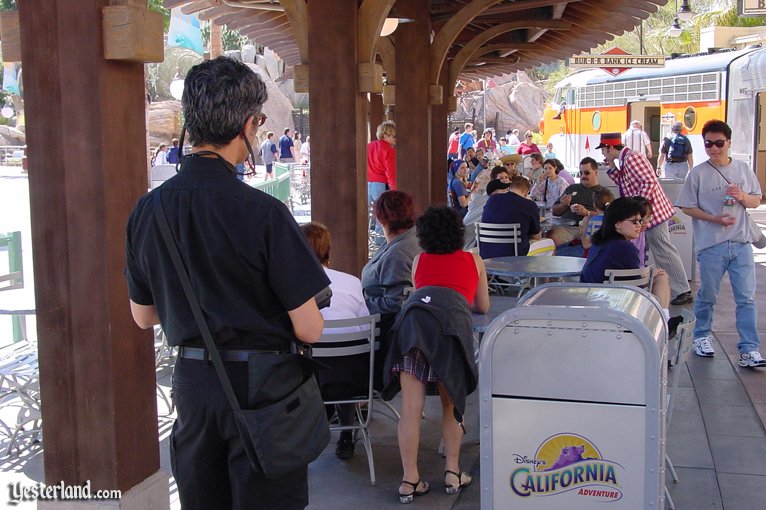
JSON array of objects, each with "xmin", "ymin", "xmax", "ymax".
[
  {"xmin": 666, "ymin": 309, "xmax": 695, "ymax": 428},
  {"xmin": 311, "ymin": 314, "xmax": 381, "ymax": 485},
  {"xmin": 151, "ymin": 164, "xmax": 177, "ymax": 190},
  {"xmin": 475, "ymin": 222, "xmax": 521, "ymax": 257},
  {"xmin": 527, "ymin": 238, "xmax": 555, "ymax": 256},
  {"xmin": 603, "ymin": 265, "xmax": 655, "ymax": 291}
]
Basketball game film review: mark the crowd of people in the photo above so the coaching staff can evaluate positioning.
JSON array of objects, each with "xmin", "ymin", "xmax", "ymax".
[{"xmin": 130, "ymin": 58, "xmax": 762, "ymax": 510}]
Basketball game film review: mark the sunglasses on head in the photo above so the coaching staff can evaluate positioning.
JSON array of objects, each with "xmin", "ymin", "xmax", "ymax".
[{"xmin": 703, "ymin": 139, "xmax": 727, "ymax": 148}]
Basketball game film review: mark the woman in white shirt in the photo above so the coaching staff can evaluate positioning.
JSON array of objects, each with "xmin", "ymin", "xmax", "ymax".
[{"xmin": 301, "ymin": 221, "xmax": 369, "ymax": 461}]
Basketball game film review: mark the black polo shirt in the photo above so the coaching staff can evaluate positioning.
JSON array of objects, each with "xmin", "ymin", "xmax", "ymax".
[{"xmin": 125, "ymin": 156, "xmax": 330, "ymax": 348}]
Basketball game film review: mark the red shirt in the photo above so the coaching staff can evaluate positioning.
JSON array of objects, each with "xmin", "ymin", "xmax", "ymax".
[
  {"xmin": 414, "ymin": 251, "xmax": 478, "ymax": 304},
  {"xmin": 607, "ymin": 148, "xmax": 675, "ymax": 228},
  {"xmin": 517, "ymin": 142, "xmax": 541, "ymax": 155},
  {"xmin": 448, "ymin": 133, "xmax": 460, "ymax": 155},
  {"xmin": 367, "ymin": 139, "xmax": 396, "ymax": 189}
]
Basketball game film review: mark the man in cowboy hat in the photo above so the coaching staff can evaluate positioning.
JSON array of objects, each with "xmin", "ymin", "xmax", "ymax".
[{"xmin": 599, "ymin": 132, "xmax": 693, "ymax": 305}]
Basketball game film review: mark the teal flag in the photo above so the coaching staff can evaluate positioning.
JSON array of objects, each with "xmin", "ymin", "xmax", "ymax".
[
  {"xmin": 167, "ymin": 8, "xmax": 204, "ymax": 55},
  {"xmin": 2, "ymin": 63, "xmax": 20, "ymax": 95}
]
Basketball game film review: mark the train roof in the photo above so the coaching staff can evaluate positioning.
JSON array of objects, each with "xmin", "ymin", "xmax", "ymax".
[{"xmin": 554, "ymin": 47, "xmax": 764, "ymax": 89}]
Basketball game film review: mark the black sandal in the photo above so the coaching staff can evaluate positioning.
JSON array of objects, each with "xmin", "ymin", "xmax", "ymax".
[
  {"xmin": 399, "ymin": 479, "xmax": 430, "ymax": 504},
  {"xmin": 444, "ymin": 470, "xmax": 472, "ymax": 495}
]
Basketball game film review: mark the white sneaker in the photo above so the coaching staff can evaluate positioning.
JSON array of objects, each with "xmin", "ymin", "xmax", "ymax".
[
  {"xmin": 693, "ymin": 336, "xmax": 715, "ymax": 357},
  {"xmin": 738, "ymin": 351, "xmax": 766, "ymax": 368}
]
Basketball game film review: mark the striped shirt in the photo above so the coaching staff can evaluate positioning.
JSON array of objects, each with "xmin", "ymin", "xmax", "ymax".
[
  {"xmin": 607, "ymin": 148, "xmax": 675, "ymax": 229},
  {"xmin": 622, "ymin": 128, "xmax": 650, "ymax": 156}
]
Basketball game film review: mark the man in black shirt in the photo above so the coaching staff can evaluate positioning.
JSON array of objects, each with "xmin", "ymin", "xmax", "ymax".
[{"xmin": 125, "ymin": 57, "xmax": 329, "ymax": 510}]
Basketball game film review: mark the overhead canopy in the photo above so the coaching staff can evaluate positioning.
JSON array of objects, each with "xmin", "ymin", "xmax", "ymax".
[{"xmin": 166, "ymin": 0, "xmax": 667, "ymax": 84}]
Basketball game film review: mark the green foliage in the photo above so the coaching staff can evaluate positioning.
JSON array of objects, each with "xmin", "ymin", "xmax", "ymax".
[
  {"xmin": 148, "ymin": 0, "xmax": 170, "ymax": 31},
  {"xmin": 0, "ymin": 1, "xmax": 16, "ymax": 10},
  {"xmin": 201, "ymin": 23, "xmax": 250, "ymax": 52}
]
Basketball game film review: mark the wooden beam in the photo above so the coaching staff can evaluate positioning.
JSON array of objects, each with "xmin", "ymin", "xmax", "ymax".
[
  {"xmin": 19, "ymin": 0, "xmax": 161, "ymax": 495},
  {"xmin": 358, "ymin": 0, "xmax": 396, "ymax": 64},
  {"xmin": 102, "ymin": 5, "xmax": 164, "ymax": 62},
  {"xmin": 0, "ymin": 11, "xmax": 21, "ymax": 62},
  {"xmin": 429, "ymin": 0, "xmax": 503, "ymax": 86},
  {"xmin": 449, "ymin": 20, "xmax": 571, "ymax": 90},
  {"xmin": 281, "ymin": 0, "xmax": 309, "ymax": 62}
]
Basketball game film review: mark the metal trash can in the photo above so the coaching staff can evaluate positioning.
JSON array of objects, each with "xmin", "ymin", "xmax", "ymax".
[{"xmin": 479, "ymin": 283, "xmax": 667, "ymax": 509}]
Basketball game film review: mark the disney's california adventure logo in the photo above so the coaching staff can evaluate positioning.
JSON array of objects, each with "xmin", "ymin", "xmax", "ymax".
[{"xmin": 510, "ymin": 433, "xmax": 624, "ymax": 502}]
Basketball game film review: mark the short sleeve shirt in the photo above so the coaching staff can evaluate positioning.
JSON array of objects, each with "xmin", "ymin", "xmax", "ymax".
[
  {"xmin": 278, "ymin": 135, "xmax": 294, "ymax": 158},
  {"xmin": 554, "ymin": 183, "xmax": 607, "ymax": 222},
  {"xmin": 675, "ymin": 158, "xmax": 762, "ymax": 251},
  {"xmin": 125, "ymin": 156, "xmax": 330, "ymax": 348},
  {"xmin": 480, "ymin": 192, "xmax": 541, "ymax": 257},
  {"xmin": 580, "ymin": 238, "xmax": 640, "ymax": 283},
  {"xmin": 260, "ymin": 139, "xmax": 277, "ymax": 165}
]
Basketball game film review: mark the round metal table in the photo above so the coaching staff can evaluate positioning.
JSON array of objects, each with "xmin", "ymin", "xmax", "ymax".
[{"xmin": 484, "ymin": 255, "xmax": 586, "ymax": 280}]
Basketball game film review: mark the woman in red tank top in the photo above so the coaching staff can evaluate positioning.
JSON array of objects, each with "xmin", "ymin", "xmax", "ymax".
[{"xmin": 395, "ymin": 206, "xmax": 489, "ymax": 503}]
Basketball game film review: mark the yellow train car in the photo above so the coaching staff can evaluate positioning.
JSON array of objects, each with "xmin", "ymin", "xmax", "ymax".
[{"xmin": 542, "ymin": 47, "xmax": 766, "ymax": 190}]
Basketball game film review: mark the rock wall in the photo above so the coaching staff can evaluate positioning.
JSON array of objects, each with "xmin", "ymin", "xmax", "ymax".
[
  {"xmin": 146, "ymin": 60, "xmax": 296, "ymax": 148},
  {"xmin": 457, "ymin": 71, "xmax": 546, "ymax": 134}
]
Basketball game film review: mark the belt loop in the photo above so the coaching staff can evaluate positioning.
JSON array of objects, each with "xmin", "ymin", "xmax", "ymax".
[{"xmin": 204, "ymin": 347, "xmax": 211, "ymax": 365}]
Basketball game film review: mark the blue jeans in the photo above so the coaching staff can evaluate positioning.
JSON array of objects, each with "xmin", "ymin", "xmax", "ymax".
[
  {"xmin": 694, "ymin": 241, "xmax": 760, "ymax": 353},
  {"xmin": 368, "ymin": 182, "xmax": 388, "ymax": 245}
]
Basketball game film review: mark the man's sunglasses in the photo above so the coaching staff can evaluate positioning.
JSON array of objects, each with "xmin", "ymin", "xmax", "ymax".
[
  {"xmin": 504, "ymin": 162, "xmax": 516, "ymax": 167},
  {"xmin": 580, "ymin": 171, "xmax": 592, "ymax": 176},
  {"xmin": 703, "ymin": 139, "xmax": 727, "ymax": 148}
]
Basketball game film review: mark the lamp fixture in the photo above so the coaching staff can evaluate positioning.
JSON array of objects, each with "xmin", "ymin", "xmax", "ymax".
[
  {"xmin": 169, "ymin": 69, "xmax": 185, "ymax": 101},
  {"xmin": 1, "ymin": 103, "xmax": 14, "ymax": 119},
  {"xmin": 667, "ymin": 17, "xmax": 683, "ymax": 38},
  {"xmin": 380, "ymin": 17, "xmax": 415, "ymax": 37},
  {"xmin": 677, "ymin": 0, "xmax": 694, "ymax": 21}
]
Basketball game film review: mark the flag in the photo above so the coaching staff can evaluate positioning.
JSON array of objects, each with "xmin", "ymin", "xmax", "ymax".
[
  {"xmin": 584, "ymin": 137, "xmax": 590, "ymax": 150},
  {"xmin": 167, "ymin": 8, "xmax": 204, "ymax": 55},
  {"xmin": 2, "ymin": 62, "xmax": 20, "ymax": 95}
]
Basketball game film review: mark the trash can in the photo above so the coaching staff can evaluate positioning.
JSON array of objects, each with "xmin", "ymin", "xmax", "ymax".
[{"xmin": 479, "ymin": 283, "xmax": 667, "ymax": 509}]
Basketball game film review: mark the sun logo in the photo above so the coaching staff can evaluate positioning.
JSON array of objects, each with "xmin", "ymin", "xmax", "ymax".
[{"xmin": 510, "ymin": 433, "xmax": 624, "ymax": 501}]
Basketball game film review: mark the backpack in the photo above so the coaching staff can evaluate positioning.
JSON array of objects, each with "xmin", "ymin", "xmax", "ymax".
[{"xmin": 667, "ymin": 133, "xmax": 687, "ymax": 161}]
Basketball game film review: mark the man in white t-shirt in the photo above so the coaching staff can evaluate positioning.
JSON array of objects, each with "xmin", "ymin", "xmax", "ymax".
[
  {"xmin": 622, "ymin": 120, "xmax": 652, "ymax": 159},
  {"xmin": 676, "ymin": 119, "xmax": 764, "ymax": 367}
]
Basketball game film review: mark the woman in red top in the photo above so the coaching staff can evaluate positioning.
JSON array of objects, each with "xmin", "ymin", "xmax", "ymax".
[
  {"xmin": 517, "ymin": 130, "xmax": 541, "ymax": 155},
  {"xmin": 395, "ymin": 206, "xmax": 489, "ymax": 503}
]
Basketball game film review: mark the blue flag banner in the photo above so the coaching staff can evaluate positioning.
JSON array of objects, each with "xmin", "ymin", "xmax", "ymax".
[
  {"xmin": 2, "ymin": 62, "xmax": 20, "ymax": 95},
  {"xmin": 167, "ymin": 8, "xmax": 204, "ymax": 55}
]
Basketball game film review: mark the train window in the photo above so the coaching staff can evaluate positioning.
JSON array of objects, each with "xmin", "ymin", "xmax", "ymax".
[
  {"xmin": 684, "ymin": 107, "xmax": 696, "ymax": 130},
  {"xmin": 592, "ymin": 111, "xmax": 602, "ymax": 131}
]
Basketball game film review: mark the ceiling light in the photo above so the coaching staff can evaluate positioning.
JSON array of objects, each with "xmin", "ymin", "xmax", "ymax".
[
  {"xmin": 380, "ymin": 17, "xmax": 415, "ymax": 37},
  {"xmin": 678, "ymin": 0, "xmax": 694, "ymax": 21},
  {"xmin": 667, "ymin": 17, "xmax": 683, "ymax": 38}
]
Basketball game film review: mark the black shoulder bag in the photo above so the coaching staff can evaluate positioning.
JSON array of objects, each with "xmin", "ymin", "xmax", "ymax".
[{"xmin": 152, "ymin": 188, "xmax": 330, "ymax": 479}]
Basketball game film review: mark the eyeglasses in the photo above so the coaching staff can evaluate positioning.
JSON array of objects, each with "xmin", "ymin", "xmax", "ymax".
[
  {"xmin": 580, "ymin": 171, "xmax": 592, "ymax": 176},
  {"xmin": 504, "ymin": 162, "xmax": 516, "ymax": 167},
  {"xmin": 703, "ymin": 139, "xmax": 727, "ymax": 148},
  {"xmin": 626, "ymin": 218, "xmax": 644, "ymax": 226},
  {"xmin": 256, "ymin": 113, "xmax": 268, "ymax": 126}
]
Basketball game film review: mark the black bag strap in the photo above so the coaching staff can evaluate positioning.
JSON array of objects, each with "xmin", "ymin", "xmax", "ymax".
[
  {"xmin": 151, "ymin": 189, "xmax": 244, "ymax": 414},
  {"xmin": 707, "ymin": 160, "xmax": 731, "ymax": 185}
]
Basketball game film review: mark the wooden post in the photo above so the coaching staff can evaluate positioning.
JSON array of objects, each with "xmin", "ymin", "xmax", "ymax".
[
  {"xmin": 19, "ymin": 1, "xmax": 166, "ymax": 507},
  {"xmin": 394, "ymin": 0, "xmax": 431, "ymax": 209},
  {"xmin": 369, "ymin": 94, "xmax": 384, "ymax": 142},
  {"xmin": 431, "ymin": 62, "xmax": 450, "ymax": 206},
  {"xmin": 308, "ymin": 0, "xmax": 367, "ymax": 275}
]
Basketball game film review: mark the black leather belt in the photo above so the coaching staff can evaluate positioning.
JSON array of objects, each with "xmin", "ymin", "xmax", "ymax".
[{"xmin": 178, "ymin": 346, "xmax": 281, "ymax": 362}]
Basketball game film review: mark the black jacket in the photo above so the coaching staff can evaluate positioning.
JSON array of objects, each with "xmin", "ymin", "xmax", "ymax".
[{"xmin": 382, "ymin": 286, "xmax": 477, "ymax": 426}]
